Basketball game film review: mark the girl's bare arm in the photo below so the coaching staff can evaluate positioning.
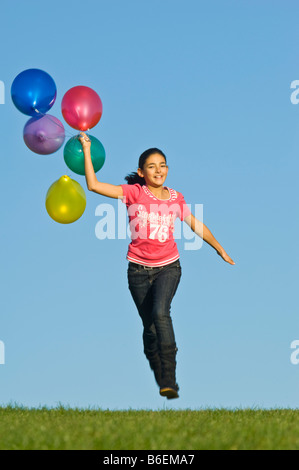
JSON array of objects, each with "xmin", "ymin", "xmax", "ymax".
[
  {"xmin": 79, "ymin": 133, "xmax": 123, "ymax": 199},
  {"xmin": 184, "ymin": 213, "xmax": 235, "ymax": 265}
]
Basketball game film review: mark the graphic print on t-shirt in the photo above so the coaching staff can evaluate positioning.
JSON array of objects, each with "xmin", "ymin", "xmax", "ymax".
[
  {"xmin": 131, "ymin": 203, "xmax": 176, "ymax": 242},
  {"xmin": 121, "ymin": 183, "xmax": 191, "ymax": 266}
]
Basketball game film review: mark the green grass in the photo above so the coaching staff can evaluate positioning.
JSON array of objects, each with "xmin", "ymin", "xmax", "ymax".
[{"xmin": 1, "ymin": 406, "xmax": 299, "ymax": 450}]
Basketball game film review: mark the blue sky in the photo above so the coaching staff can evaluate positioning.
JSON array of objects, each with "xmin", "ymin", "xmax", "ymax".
[{"xmin": 1, "ymin": 0, "xmax": 299, "ymax": 410}]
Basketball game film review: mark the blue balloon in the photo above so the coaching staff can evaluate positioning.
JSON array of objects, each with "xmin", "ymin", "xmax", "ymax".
[{"xmin": 11, "ymin": 68, "xmax": 57, "ymax": 116}]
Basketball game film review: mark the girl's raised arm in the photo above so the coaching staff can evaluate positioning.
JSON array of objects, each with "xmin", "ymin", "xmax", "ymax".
[{"xmin": 79, "ymin": 133, "xmax": 123, "ymax": 199}]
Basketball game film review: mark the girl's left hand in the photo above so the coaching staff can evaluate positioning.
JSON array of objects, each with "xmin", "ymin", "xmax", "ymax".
[{"xmin": 217, "ymin": 250, "xmax": 235, "ymax": 265}]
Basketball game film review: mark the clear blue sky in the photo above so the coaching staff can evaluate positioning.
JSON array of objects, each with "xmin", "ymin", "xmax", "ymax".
[{"xmin": 1, "ymin": 0, "xmax": 299, "ymax": 410}]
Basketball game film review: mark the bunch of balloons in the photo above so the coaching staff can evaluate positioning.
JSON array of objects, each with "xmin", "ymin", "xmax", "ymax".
[{"xmin": 11, "ymin": 68, "xmax": 106, "ymax": 224}]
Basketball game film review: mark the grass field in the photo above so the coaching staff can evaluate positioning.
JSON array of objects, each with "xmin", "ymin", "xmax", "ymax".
[{"xmin": 1, "ymin": 406, "xmax": 299, "ymax": 450}]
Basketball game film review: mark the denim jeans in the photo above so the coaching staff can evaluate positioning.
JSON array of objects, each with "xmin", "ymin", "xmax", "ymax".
[{"xmin": 127, "ymin": 259, "xmax": 182, "ymax": 388}]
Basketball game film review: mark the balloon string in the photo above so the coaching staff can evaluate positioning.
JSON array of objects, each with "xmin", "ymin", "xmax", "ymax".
[{"xmin": 33, "ymin": 108, "xmax": 81, "ymax": 140}]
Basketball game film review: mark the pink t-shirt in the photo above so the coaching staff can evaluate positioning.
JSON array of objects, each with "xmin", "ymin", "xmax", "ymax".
[{"xmin": 121, "ymin": 184, "xmax": 191, "ymax": 267}]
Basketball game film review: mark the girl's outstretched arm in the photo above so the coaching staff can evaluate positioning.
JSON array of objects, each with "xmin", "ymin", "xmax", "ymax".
[
  {"xmin": 79, "ymin": 133, "xmax": 123, "ymax": 199},
  {"xmin": 184, "ymin": 214, "xmax": 235, "ymax": 265}
]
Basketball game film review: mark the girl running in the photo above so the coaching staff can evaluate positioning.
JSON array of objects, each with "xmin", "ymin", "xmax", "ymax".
[{"xmin": 79, "ymin": 133, "xmax": 235, "ymax": 399}]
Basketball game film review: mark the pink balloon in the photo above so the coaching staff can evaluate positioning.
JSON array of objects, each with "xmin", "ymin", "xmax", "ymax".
[{"xmin": 61, "ymin": 86, "xmax": 103, "ymax": 131}]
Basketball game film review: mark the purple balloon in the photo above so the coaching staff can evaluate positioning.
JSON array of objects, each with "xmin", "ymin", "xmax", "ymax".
[{"xmin": 23, "ymin": 115, "xmax": 65, "ymax": 155}]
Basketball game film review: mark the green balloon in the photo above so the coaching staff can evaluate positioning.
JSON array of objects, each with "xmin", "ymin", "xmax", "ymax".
[{"xmin": 64, "ymin": 134, "xmax": 106, "ymax": 175}]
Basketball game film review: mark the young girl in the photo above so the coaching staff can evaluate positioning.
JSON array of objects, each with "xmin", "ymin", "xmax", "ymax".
[{"xmin": 79, "ymin": 132, "xmax": 235, "ymax": 399}]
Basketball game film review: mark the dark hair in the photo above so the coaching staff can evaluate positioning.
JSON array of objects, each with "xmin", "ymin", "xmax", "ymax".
[{"xmin": 125, "ymin": 148, "xmax": 167, "ymax": 185}]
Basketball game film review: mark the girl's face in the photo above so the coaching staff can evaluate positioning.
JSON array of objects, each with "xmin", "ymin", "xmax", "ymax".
[{"xmin": 137, "ymin": 153, "xmax": 168, "ymax": 187}]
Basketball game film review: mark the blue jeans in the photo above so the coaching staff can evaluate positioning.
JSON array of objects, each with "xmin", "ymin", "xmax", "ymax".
[{"xmin": 127, "ymin": 259, "xmax": 182, "ymax": 389}]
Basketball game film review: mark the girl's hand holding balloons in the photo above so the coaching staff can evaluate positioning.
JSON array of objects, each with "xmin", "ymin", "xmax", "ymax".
[{"xmin": 79, "ymin": 132, "xmax": 91, "ymax": 150}]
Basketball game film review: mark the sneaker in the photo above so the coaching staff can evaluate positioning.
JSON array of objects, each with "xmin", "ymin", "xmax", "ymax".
[{"xmin": 159, "ymin": 386, "xmax": 179, "ymax": 399}]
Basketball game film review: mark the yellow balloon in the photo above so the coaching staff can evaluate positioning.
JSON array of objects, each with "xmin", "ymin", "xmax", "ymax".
[{"xmin": 45, "ymin": 175, "xmax": 86, "ymax": 224}]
